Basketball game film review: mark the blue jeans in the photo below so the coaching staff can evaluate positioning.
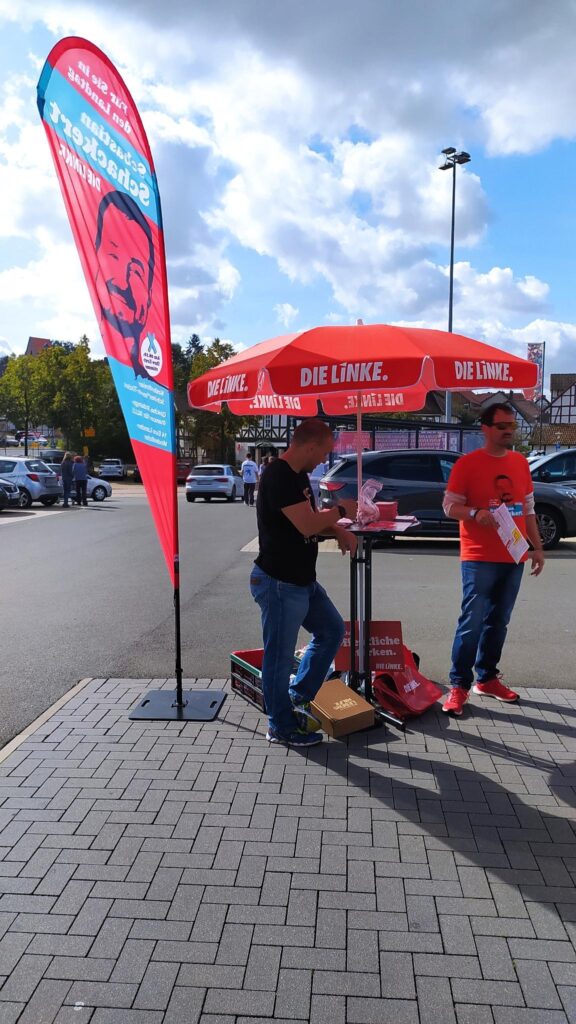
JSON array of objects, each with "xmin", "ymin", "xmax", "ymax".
[
  {"xmin": 250, "ymin": 565, "xmax": 345, "ymax": 736},
  {"xmin": 450, "ymin": 561, "xmax": 524, "ymax": 690}
]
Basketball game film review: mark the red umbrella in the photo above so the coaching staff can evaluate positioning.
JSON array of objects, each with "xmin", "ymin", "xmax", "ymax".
[{"xmin": 188, "ymin": 323, "xmax": 537, "ymax": 496}]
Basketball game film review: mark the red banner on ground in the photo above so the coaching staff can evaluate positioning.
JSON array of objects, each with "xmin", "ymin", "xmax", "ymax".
[{"xmin": 334, "ymin": 621, "xmax": 405, "ymax": 673}]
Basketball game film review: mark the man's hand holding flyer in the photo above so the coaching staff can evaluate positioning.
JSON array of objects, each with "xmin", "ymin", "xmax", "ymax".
[{"xmin": 491, "ymin": 502, "xmax": 529, "ymax": 563}]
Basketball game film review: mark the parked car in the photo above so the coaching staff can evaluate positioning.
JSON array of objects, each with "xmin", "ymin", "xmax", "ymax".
[
  {"xmin": 14, "ymin": 431, "xmax": 48, "ymax": 447},
  {"xmin": 73, "ymin": 475, "xmax": 112, "ymax": 502},
  {"xmin": 40, "ymin": 458, "xmax": 112, "ymax": 502},
  {"xmin": 1, "ymin": 436, "xmax": 19, "ymax": 448},
  {"xmin": 185, "ymin": 464, "xmax": 243, "ymax": 502},
  {"xmin": 0, "ymin": 456, "xmax": 63, "ymax": 508},
  {"xmin": 0, "ymin": 476, "xmax": 21, "ymax": 510},
  {"xmin": 528, "ymin": 448, "xmax": 576, "ymax": 486},
  {"xmin": 133, "ymin": 460, "xmax": 190, "ymax": 484},
  {"xmin": 177, "ymin": 460, "xmax": 191, "ymax": 484},
  {"xmin": 97, "ymin": 458, "xmax": 127, "ymax": 479},
  {"xmin": 39, "ymin": 454, "xmax": 65, "ymax": 476},
  {"xmin": 318, "ymin": 449, "xmax": 576, "ymax": 549}
]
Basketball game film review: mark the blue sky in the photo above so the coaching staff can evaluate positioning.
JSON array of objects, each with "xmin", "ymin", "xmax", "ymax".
[{"xmin": 1, "ymin": 0, "xmax": 576, "ymax": 387}]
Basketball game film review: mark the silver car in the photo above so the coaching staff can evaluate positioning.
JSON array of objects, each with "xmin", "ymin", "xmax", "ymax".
[
  {"xmin": 0, "ymin": 456, "xmax": 63, "ymax": 508},
  {"xmin": 185, "ymin": 464, "xmax": 243, "ymax": 502},
  {"xmin": 41, "ymin": 459, "xmax": 112, "ymax": 502},
  {"xmin": 98, "ymin": 458, "xmax": 127, "ymax": 479},
  {"xmin": 73, "ymin": 475, "xmax": 112, "ymax": 502}
]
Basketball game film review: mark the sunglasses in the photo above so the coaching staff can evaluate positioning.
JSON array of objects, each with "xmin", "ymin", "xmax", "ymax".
[{"xmin": 490, "ymin": 421, "xmax": 517, "ymax": 431}]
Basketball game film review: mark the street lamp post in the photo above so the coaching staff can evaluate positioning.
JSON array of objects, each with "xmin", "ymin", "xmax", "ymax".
[{"xmin": 439, "ymin": 147, "xmax": 470, "ymax": 425}]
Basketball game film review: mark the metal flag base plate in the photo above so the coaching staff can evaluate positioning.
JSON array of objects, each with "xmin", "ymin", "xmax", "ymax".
[{"xmin": 129, "ymin": 689, "xmax": 226, "ymax": 721}]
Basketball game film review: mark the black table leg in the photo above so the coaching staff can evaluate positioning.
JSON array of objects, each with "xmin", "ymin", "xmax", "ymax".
[
  {"xmin": 349, "ymin": 545, "xmax": 358, "ymax": 690},
  {"xmin": 348, "ymin": 530, "xmax": 406, "ymax": 731},
  {"xmin": 364, "ymin": 535, "xmax": 373, "ymax": 701}
]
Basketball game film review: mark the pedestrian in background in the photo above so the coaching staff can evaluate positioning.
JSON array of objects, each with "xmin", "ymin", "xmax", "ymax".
[
  {"xmin": 60, "ymin": 452, "xmax": 74, "ymax": 508},
  {"xmin": 72, "ymin": 454, "xmax": 88, "ymax": 506},
  {"xmin": 241, "ymin": 453, "xmax": 259, "ymax": 506}
]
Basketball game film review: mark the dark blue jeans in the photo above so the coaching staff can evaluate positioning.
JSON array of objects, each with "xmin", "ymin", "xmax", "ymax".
[
  {"xmin": 250, "ymin": 565, "xmax": 344, "ymax": 736},
  {"xmin": 450, "ymin": 561, "xmax": 524, "ymax": 690}
]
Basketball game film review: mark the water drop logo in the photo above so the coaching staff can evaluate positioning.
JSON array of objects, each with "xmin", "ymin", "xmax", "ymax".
[{"xmin": 140, "ymin": 333, "xmax": 162, "ymax": 377}]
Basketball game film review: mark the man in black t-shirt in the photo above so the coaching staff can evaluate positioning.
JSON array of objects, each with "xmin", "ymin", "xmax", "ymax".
[{"xmin": 250, "ymin": 419, "xmax": 357, "ymax": 747}]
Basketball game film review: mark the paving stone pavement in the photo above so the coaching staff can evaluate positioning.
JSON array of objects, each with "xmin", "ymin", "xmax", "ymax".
[{"xmin": 0, "ymin": 678, "xmax": 575, "ymax": 1024}]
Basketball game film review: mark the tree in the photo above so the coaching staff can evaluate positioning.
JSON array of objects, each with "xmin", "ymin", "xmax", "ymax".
[
  {"xmin": 0, "ymin": 355, "xmax": 43, "ymax": 453},
  {"xmin": 33, "ymin": 337, "xmax": 132, "ymax": 459},
  {"xmin": 34, "ymin": 337, "xmax": 95, "ymax": 449},
  {"xmin": 186, "ymin": 338, "xmax": 256, "ymax": 461},
  {"xmin": 185, "ymin": 333, "xmax": 203, "ymax": 360},
  {"xmin": 171, "ymin": 343, "xmax": 190, "ymax": 394}
]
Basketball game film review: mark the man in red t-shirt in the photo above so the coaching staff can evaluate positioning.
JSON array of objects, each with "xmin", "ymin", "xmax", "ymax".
[{"xmin": 442, "ymin": 403, "xmax": 545, "ymax": 715}]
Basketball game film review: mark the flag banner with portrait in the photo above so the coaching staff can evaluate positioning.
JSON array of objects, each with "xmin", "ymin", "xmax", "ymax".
[
  {"xmin": 526, "ymin": 342, "xmax": 545, "ymax": 402},
  {"xmin": 37, "ymin": 37, "xmax": 178, "ymax": 584}
]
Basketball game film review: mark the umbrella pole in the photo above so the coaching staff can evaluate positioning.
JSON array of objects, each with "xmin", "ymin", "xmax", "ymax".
[
  {"xmin": 356, "ymin": 392, "xmax": 362, "ymax": 500},
  {"xmin": 356, "ymin": 392, "xmax": 366, "ymax": 690}
]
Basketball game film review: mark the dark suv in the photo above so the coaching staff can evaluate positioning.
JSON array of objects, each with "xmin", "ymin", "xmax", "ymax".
[{"xmin": 318, "ymin": 449, "xmax": 576, "ymax": 549}]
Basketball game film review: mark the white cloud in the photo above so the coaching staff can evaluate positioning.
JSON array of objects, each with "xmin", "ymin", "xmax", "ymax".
[
  {"xmin": 0, "ymin": 0, "xmax": 575, "ymax": 368},
  {"xmin": 274, "ymin": 302, "xmax": 299, "ymax": 327}
]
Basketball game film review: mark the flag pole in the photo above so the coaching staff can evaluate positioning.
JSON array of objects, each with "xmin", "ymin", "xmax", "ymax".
[
  {"xmin": 538, "ymin": 342, "xmax": 546, "ymax": 451},
  {"xmin": 174, "ymin": 557, "xmax": 184, "ymax": 707}
]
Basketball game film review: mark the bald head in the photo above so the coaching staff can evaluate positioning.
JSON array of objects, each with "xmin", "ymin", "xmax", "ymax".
[{"xmin": 287, "ymin": 418, "xmax": 334, "ymax": 473}]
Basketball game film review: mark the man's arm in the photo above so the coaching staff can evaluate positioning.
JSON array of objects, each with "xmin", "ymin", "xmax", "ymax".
[
  {"xmin": 282, "ymin": 498, "xmax": 357, "ymax": 538},
  {"xmin": 443, "ymin": 490, "xmax": 497, "ymax": 529},
  {"xmin": 524, "ymin": 492, "xmax": 545, "ymax": 575},
  {"xmin": 317, "ymin": 523, "xmax": 358, "ymax": 557}
]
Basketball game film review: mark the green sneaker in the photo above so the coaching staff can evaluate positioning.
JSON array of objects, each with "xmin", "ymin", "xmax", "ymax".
[{"xmin": 291, "ymin": 700, "xmax": 323, "ymax": 733}]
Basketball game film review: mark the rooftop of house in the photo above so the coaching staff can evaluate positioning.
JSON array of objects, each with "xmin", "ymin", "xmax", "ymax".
[
  {"xmin": 550, "ymin": 374, "xmax": 576, "ymax": 394},
  {"xmin": 25, "ymin": 336, "xmax": 52, "ymax": 356},
  {"xmin": 529, "ymin": 423, "xmax": 576, "ymax": 445}
]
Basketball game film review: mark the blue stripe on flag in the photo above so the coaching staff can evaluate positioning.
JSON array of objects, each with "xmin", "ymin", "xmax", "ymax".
[
  {"xmin": 40, "ymin": 67, "xmax": 158, "ymax": 225},
  {"xmin": 108, "ymin": 356, "xmax": 176, "ymax": 453}
]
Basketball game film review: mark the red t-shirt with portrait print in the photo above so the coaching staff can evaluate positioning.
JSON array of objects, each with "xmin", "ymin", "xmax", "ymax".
[{"xmin": 446, "ymin": 449, "xmax": 533, "ymax": 562}]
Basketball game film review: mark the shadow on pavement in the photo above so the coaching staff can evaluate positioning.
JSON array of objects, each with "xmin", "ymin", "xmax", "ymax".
[{"xmin": 304, "ymin": 697, "xmax": 576, "ymax": 938}]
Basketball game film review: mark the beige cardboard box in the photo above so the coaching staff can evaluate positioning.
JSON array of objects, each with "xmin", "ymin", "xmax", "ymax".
[{"xmin": 311, "ymin": 678, "xmax": 375, "ymax": 737}]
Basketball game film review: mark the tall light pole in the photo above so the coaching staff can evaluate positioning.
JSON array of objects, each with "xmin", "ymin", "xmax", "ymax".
[{"xmin": 439, "ymin": 147, "xmax": 470, "ymax": 425}]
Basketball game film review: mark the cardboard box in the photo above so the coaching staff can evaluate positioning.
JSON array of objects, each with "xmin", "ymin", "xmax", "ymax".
[{"xmin": 311, "ymin": 678, "xmax": 375, "ymax": 737}]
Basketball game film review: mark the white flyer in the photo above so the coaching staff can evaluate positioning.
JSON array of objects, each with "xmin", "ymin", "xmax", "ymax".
[{"xmin": 490, "ymin": 503, "xmax": 529, "ymax": 563}]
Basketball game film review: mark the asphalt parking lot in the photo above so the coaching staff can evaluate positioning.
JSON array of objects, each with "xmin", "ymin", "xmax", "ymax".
[{"xmin": 1, "ymin": 491, "xmax": 574, "ymax": 750}]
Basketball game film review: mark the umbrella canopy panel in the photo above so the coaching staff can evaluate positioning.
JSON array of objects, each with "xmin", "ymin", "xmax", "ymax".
[{"xmin": 188, "ymin": 325, "xmax": 537, "ymax": 412}]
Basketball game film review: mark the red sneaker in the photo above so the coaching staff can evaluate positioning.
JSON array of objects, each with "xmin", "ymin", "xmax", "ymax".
[
  {"xmin": 442, "ymin": 687, "xmax": 469, "ymax": 715},
  {"xmin": 472, "ymin": 679, "xmax": 519, "ymax": 702}
]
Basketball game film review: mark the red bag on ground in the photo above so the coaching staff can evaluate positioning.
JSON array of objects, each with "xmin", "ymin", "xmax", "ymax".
[{"xmin": 372, "ymin": 647, "xmax": 442, "ymax": 718}]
